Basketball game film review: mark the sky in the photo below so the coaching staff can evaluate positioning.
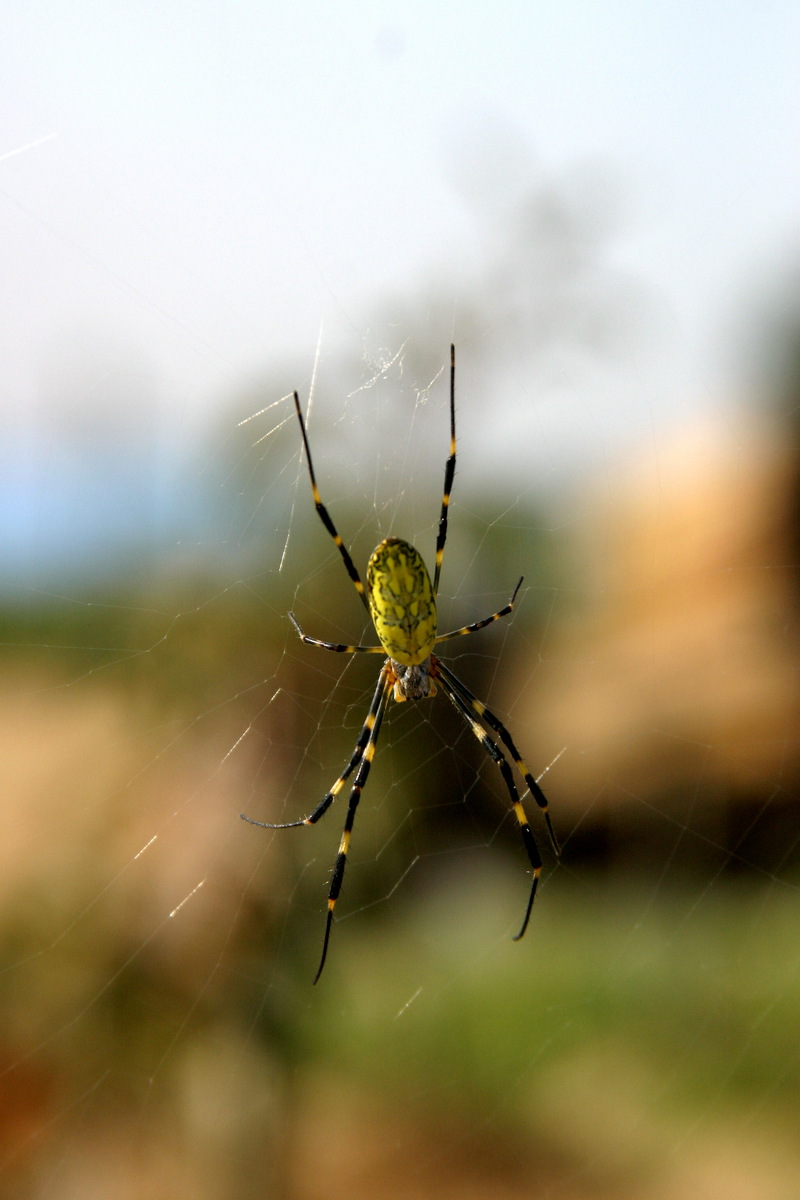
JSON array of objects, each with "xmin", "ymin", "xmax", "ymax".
[{"xmin": 2, "ymin": 1, "xmax": 800, "ymax": 579}]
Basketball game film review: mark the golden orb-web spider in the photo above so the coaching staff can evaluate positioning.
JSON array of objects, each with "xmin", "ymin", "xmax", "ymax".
[{"xmin": 241, "ymin": 346, "xmax": 561, "ymax": 982}]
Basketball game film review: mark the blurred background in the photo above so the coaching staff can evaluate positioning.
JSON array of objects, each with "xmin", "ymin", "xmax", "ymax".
[{"xmin": 2, "ymin": 3, "xmax": 800, "ymax": 1197}]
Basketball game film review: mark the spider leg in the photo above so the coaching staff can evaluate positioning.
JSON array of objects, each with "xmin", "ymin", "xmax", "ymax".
[
  {"xmin": 436, "ymin": 658, "xmax": 560, "ymax": 858},
  {"xmin": 239, "ymin": 663, "xmax": 389, "ymax": 831},
  {"xmin": 288, "ymin": 611, "xmax": 384, "ymax": 654},
  {"xmin": 293, "ymin": 390, "xmax": 371, "ymax": 615},
  {"xmin": 314, "ymin": 665, "xmax": 393, "ymax": 983},
  {"xmin": 435, "ymin": 577, "xmax": 523, "ymax": 644},
  {"xmin": 432, "ymin": 344, "xmax": 457, "ymax": 598},
  {"xmin": 436, "ymin": 670, "xmax": 544, "ymax": 941}
]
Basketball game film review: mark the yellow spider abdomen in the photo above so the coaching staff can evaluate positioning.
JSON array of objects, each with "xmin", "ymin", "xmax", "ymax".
[{"xmin": 367, "ymin": 537, "xmax": 437, "ymax": 665}]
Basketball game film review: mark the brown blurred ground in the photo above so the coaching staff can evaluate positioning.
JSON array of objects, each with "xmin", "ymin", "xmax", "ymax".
[{"xmin": 524, "ymin": 411, "xmax": 800, "ymax": 870}]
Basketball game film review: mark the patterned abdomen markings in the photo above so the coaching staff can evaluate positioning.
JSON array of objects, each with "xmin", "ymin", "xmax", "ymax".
[{"xmin": 366, "ymin": 537, "xmax": 437, "ymax": 665}]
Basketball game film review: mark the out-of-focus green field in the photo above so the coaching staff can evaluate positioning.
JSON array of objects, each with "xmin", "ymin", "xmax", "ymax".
[{"xmin": 288, "ymin": 877, "xmax": 800, "ymax": 1199}]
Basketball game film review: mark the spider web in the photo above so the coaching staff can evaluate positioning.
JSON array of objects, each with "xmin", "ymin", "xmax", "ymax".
[{"xmin": 2, "ymin": 29, "xmax": 800, "ymax": 1199}]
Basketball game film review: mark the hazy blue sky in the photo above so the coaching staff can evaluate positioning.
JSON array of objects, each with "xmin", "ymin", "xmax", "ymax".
[{"xmin": 2, "ymin": 1, "xmax": 800, "ymax": 574}]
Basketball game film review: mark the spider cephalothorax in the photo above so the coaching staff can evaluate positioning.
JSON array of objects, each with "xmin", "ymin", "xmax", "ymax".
[
  {"xmin": 241, "ymin": 346, "xmax": 561, "ymax": 982},
  {"xmin": 386, "ymin": 657, "xmax": 436, "ymax": 702}
]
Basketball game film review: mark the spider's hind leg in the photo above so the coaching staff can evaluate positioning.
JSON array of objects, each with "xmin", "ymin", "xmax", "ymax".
[
  {"xmin": 432, "ymin": 344, "xmax": 457, "ymax": 597},
  {"xmin": 292, "ymin": 390, "xmax": 371, "ymax": 615}
]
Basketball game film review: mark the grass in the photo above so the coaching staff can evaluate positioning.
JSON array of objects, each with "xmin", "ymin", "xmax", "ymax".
[{"xmin": 297, "ymin": 870, "xmax": 800, "ymax": 1149}]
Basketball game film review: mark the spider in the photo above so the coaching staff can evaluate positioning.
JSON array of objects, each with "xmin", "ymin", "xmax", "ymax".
[{"xmin": 241, "ymin": 345, "xmax": 560, "ymax": 982}]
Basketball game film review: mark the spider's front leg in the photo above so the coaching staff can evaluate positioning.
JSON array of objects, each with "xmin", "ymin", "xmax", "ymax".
[{"xmin": 313, "ymin": 665, "xmax": 393, "ymax": 983}]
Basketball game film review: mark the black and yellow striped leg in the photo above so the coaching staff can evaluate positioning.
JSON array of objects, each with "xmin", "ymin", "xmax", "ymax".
[
  {"xmin": 435, "ymin": 577, "xmax": 523, "ymax": 645},
  {"xmin": 314, "ymin": 666, "xmax": 392, "ymax": 983},
  {"xmin": 239, "ymin": 667, "xmax": 389, "ymax": 833},
  {"xmin": 437, "ymin": 673, "xmax": 544, "ymax": 941},
  {"xmin": 288, "ymin": 611, "xmax": 384, "ymax": 655},
  {"xmin": 435, "ymin": 659, "xmax": 561, "ymax": 859},
  {"xmin": 293, "ymin": 391, "xmax": 371, "ymax": 616},
  {"xmin": 432, "ymin": 344, "xmax": 457, "ymax": 598}
]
